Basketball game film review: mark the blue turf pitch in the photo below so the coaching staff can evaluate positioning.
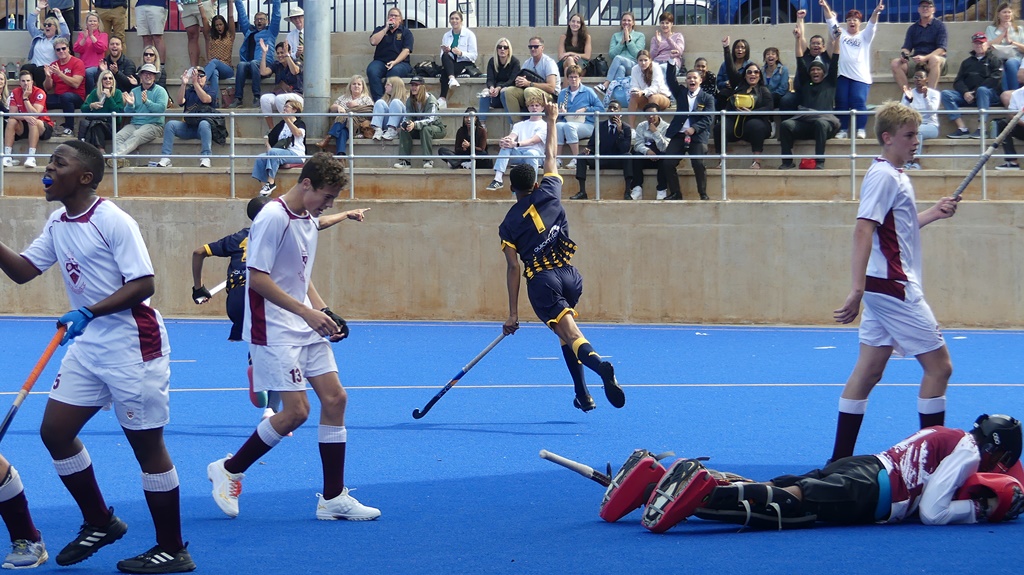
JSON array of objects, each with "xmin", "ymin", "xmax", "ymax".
[{"xmin": 0, "ymin": 318, "xmax": 1022, "ymax": 574}]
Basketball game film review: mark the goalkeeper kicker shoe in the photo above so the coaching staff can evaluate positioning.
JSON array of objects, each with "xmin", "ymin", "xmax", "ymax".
[
  {"xmin": 56, "ymin": 508, "xmax": 128, "ymax": 566},
  {"xmin": 316, "ymin": 489, "xmax": 381, "ymax": 521}
]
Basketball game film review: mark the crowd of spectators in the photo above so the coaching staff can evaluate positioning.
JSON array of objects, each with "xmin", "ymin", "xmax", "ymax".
[{"xmin": 5, "ymin": 0, "xmax": 1024, "ymax": 194}]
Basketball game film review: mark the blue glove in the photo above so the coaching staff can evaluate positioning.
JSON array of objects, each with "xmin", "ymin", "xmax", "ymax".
[{"xmin": 57, "ymin": 307, "xmax": 95, "ymax": 345}]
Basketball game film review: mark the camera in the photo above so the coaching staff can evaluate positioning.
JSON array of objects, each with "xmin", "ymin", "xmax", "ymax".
[
  {"xmin": 401, "ymin": 120, "xmax": 413, "ymax": 130},
  {"xmin": 901, "ymin": 52, "xmax": 910, "ymax": 62}
]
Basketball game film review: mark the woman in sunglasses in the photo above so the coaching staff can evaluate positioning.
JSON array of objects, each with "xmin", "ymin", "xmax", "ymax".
[
  {"xmin": 478, "ymin": 37, "xmax": 520, "ymax": 118},
  {"xmin": 25, "ymin": 4, "xmax": 70, "ymax": 87},
  {"xmin": 132, "ymin": 47, "xmax": 167, "ymax": 89}
]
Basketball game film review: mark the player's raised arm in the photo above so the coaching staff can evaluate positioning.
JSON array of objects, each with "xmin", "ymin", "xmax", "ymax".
[{"xmin": 543, "ymin": 101, "xmax": 559, "ymax": 175}]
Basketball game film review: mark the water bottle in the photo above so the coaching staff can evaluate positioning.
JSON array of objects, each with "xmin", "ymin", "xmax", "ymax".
[{"xmin": 6, "ymin": 14, "xmax": 15, "ymax": 30}]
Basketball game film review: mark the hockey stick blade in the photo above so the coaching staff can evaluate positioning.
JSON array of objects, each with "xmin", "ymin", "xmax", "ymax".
[
  {"xmin": 412, "ymin": 332, "xmax": 506, "ymax": 419},
  {"xmin": 0, "ymin": 326, "xmax": 66, "ymax": 443},
  {"xmin": 539, "ymin": 449, "xmax": 612, "ymax": 487}
]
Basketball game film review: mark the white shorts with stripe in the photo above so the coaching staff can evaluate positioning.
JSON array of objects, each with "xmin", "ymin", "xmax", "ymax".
[
  {"xmin": 50, "ymin": 345, "xmax": 171, "ymax": 430},
  {"xmin": 858, "ymin": 291, "xmax": 945, "ymax": 358},
  {"xmin": 249, "ymin": 340, "xmax": 338, "ymax": 393}
]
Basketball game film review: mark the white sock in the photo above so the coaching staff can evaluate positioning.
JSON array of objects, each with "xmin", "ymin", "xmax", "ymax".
[
  {"xmin": 28, "ymin": 148, "xmax": 36, "ymax": 156},
  {"xmin": 918, "ymin": 396, "xmax": 946, "ymax": 415},
  {"xmin": 838, "ymin": 397, "xmax": 868, "ymax": 415},
  {"xmin": 3, "ymin": 147, "xmax": 11, "ymax": 155}
]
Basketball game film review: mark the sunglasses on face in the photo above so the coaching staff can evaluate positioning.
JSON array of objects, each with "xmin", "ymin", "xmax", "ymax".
[
  {"xmin": 746, "ymin": 69, "xmax": 761, "ymax": 75},
  {"xmin": 55, "ymin": 47, "xmax": 68, "ymax": 52},
  {"xmin": 528, "ymin": 45, "xmax": 541, "ymax": 49},
  {"xmin": 497, "ymin": 45, "xmax": 509, "ymax": 50},
  {"xmin": 144, "ymin": 53, "xmax": 156, "ymax": 57}
]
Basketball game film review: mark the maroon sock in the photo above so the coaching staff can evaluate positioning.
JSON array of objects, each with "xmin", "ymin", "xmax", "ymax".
[
  {"xmin": 59, "ymin": 466, "xmax": 110, "ymax": 527},
  {"xmin": 144, "ymin": 487, "xmax": 183, "ymax": 553},
  {"xmin": 319, "ymin": 442, "xmax": 346, "ymax": 501},
  {"xmin": 225, "ymin": 431, "xmax": 273, "ymax": 474},
  {"xmin": 919, "ymin": 411, "xmax": 945, "ymax": 429},
  {"xmin": 0, "ymin": 492, "xmax": 39, "ymax": 542},
  {"xmin": 831, "ymin": 411, "xmax": 865, "ymax": 462}
]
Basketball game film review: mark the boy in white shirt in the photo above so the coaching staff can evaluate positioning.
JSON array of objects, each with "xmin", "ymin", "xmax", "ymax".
[{"xmin": 486, "ymin": 95, "xmax": 548, "ymax": 191}]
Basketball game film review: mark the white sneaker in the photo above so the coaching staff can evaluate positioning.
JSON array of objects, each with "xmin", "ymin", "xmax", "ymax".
[
  {"xmin": 258, "ymin": 182, "xmax": 276, "ymax": 196},
  {"xmin": 630, "ymin": 185, "xmax": 643, "ymax": 200},
  {"xmin": 23, "ymin": 157, "xmax": 36, "ymax": 168},
  {"xmin": 656, "ymin": 189, "xmax": 668, "ymax": 200},
  {"xmin": 157, "ymin": 157, "xmax": 172, "ymax": 167},
  {"xmin": 372, "ymin": 127, "xmax": 383, "ymax": 141},
  {"xmin": 382, "ymin": 127, "xmax": 398, "ymax": 141},
  {"xmin": 460, "ymin": 161, "xmax": 472, "ymax": 169},
  {"xmin": 315, "ymin": 488, "xmax": 381, "ymax": 521},
  {"xmin": 423, "ymin": 160, "xmax": 433, "ymax": 169},
  {"xmin": 207, "ymin": 456, "xmax": 244, "ymax": 518},
  {"xmin": 835, "ymin": 130, "xmax": 849, "ymax": 139},
  {"xmin": 394, "ymin": 160, "xmax": 410, "ymax": 169},
  {"xmin": 856, "ymin": 129, "xmax": 866, "ymax": 139},
  {"xmin": 437, "ymin": 97, "xmax": 447, "ymax": 109},
  {"xmin": 448, "ymin": 77, "xmax": 460, "ymax": 88},
  {"xmin": 565, "ymin": 159, "xmax": 577, "ymax": 169},
  {"xmin": 1, "ymin": 157, "xmax": 12, "ymax": 168},
  {"xmin": 199, "ymin": 157, "xmax": 211, "ymax": 168}
]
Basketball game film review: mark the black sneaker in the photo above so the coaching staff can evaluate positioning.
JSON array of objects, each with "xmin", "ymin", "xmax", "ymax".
[
  {"xmin": 778, "ymin": 161, "xmax": 796, "ymax": 170},
  {"xmin": 56, "ymin": 508, "xmax": 128, "ymax": 566},
  {"xmin": 573, "ymin": 394, "xmax": 596, "ymax": 412},
  {"xmin": 598, "ymin": 361, "xmax": 625, "ymax": 408},
  {"xmin": 946, "ymin": 128, "xmax": 972, "ymax": 139},
  {"xmin": 116, "ymin": 543, "xmax": 196, "ymax": 574}
]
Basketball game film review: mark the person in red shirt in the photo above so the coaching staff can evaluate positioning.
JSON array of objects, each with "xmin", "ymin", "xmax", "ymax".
[
  {"xmin": 43, "ymin": 37, "xmax": 86, "ymax": 137},
  {"xmin": 3, "ymin": 69, "xmax": 55, "ymax": 169}
]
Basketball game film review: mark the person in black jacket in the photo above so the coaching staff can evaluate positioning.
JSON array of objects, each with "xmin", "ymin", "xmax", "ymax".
[
  {"xmin": 478, "ymin": 37, "xmax": 521, "ymax": 118},
  {"xmin": 571, "ymin": 100, "xmax": 632, "ymax": 199},
  {"xmin": 661, "ymin": 65, "xmax": 714, "ymax": 200},
  {"xmin": 713, "ymin": 62, "xmax": 774, "ymax": 169},
  {"xmin": 778, "ymin": 51, "xmax": 840, "ymax": 170},
  {"xmin": 941, "ymin": 32, "xmax": 1003, "ymax": 139},
  {"xmin": 97, "ymin": 36, "xmax": 136, "ymax": 93}
]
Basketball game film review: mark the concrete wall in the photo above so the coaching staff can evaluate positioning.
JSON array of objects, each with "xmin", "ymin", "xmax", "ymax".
[{"xmin": 2, "ymin": 197, "xmax": 1023, "ymax": 327}]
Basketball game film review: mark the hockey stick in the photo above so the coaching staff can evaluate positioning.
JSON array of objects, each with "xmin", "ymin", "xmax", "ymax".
[
  {"xmin": 953, "ymin": 106, "xmax": 1024, "ymax": 198},
  {"xmin": 0, "ymin": 326, "xmax": 66, "ymax": 443},
  {"xmin": 209, "ymin": 280, "xmax": 227, "ymax": 296},
  {"xmin": 539, "ymin": 449, "xmax": 612, "ymax": 487},
  {"xmin": 411, "ymin": 333, "xmax": 506, "ymax": 419}
]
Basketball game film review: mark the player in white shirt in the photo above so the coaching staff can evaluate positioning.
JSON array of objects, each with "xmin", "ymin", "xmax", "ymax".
[
  {"xmin": 0, "ymin": 141, "xmax": 193, "ymax": 573},
  {"xmin": 207, "ymin": 152, "xmax": 380, "ymax": 522},
  {"xmin": 822, "ymin": 0, "xmax": 883, "ymax": 139},
  {"xmin": 830, "ymin": 102, "xmax": 961, "ymax": 463}
]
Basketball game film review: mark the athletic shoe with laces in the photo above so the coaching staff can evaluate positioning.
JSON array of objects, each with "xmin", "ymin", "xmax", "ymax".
[
  {"xmin": 62, "ymin": 127, "xmax": 74, "ymax": 137},
  {"xmin": 1, "ymin": 157, "xmax": 12, "ymax": 168},
  {"xmin": 198, "ymin": 157, "xmax": 211, "ymax": 168},
  {"xmin": 459, "ymin": 161, "xmax": 472, "ymax": 169},
  {"xmin": 856, "ymin": 129, "xmax": 866, "ymax": 139},
  {"xmin": 157, "ymin": 157, "xmax": 171, "ymax": 167},
  {"xmin": 969, "ymin": 129, "xmax": 981, "ymax": 139},
  {"xmin": 315, "ymin": 488, "xmax": 381, "ymax": 521},
  {"xmin": 423, "ymin": 160, "xmax": 433, "ymax": 169},
  {"xmin": 23, "ymin": 157, "xmax": 36, "ymax": 168},
  {"xmin": 56, "ymin": 509, "xmax": 128, "ymax": 566},
  {"xmin": 382, "ymin": 127, "xmax": 398, "ymax": 141},
  {"xmin": 448, "ymin": 77, "xmax": 460, "ymax": 88},
  {"xmin": 655, "ymin": 188, "xmax": 668, "ymax": 200},
  {"xmin": 565, "ymin": 159, "xmax": 577, "ymax": 169},
  {"xmin": 437, "ymin": 97, "xmax": 447, "ymax": 109},
  {"xmin": 3, "ymin": 538, "xmax": 48, "ymax": 569},
  {"xmin": 207, "ymin": 456, "xmax": 244, "ymax": 518},
  {"xmin": 598, "ymin": 361, "xmax": 625, "ymax": 408},
  {"xmin": 372, "ymin": 127, "xmax": 383, "ymax": 141},
  {"xmin": 258, "ymin": 183, "xmax": 276, "ymax": 196},
  {"xmin": 834, "ymin": 130, "xmax": 848, "ymax": 139},
  {"xmin": 573, "ymin": 394, "xmax": 596, "ymax": 412},
  {"xmin": 394, "ymin": 160, "xmax": 410, "ymax": 169},
  {"xmin": 947, "ymin": 128, "xmax": 972, "ymax": 139},
  {"xmin": 996, "ymin": 161, "xmax": 1020, "ymax": 170},
  {"xmin": 485, "ymin": 179, "xmax": 503, "ymax": 191},
  {"xmin": 630, "ymin": 185, "xmax": 642, "ymax": 200},
  {"xmin": 115, "ymin": 543, "xmax": 195, "ymax": 574}
]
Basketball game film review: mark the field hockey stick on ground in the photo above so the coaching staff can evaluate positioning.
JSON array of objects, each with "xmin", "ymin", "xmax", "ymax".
[
  {"xmin": 411, "ymin": 332, "xmax": 506, "ymax": 419},
  {"xmin": 0, "ymin": 326, "xmax": 66, "ymax": 443},
  {"xmin": 953, "ymin": 106, "xmax": 1024, "ymax": 199},
  {"xmin": 539, "ymin": 449, "xmax": 612, "ymax": 487}
]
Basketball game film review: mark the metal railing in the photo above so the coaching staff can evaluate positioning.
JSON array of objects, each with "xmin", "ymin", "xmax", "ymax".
[{"xmin": 0, "ymin": 106, "xmax": 1016, "ymax": 201}]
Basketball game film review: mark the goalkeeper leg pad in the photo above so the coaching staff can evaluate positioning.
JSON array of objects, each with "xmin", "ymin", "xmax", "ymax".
[
  {"xmin": 641, "ymin": 458, "xmax": 716, "ymax": 533},
  {"xmin": 600, "ymin": 450, "xmax": 668, "ymax": 523}
]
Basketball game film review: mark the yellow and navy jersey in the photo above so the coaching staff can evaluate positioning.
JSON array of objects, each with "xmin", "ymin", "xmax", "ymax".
[
  {"xmin": 204, "ymin": 227, "xmax": 251, "ymax": 293},
  {"xmin": 498, "ymin": 174, "xmax": 578, "ymax": 280}
]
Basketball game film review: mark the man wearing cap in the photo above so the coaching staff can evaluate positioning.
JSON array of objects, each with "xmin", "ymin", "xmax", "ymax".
[
  {"xmin": 285, "ymin": 6, "xmax": 304, "ymax": 62},
  {"xmin": 110, "ymin": 62, "xmax": 168, "ymax": 168},
  {"xmin": 779, "ymin": 50, "xmax": 841, "ymax": 170},
  {"xmin": 891, "ymin": 0, "xmax": 948, "ymax": 89},
  {"xmin": 941, "ymin": 32, "xmax": 1002, "ymax": 139}
]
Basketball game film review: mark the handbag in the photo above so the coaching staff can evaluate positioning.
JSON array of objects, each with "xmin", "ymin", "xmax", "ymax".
[
  {"xmin": 730, "ymin": 93, "xmax": 755, "ymax": 109},
  {"xmin": 518, "ymin": 68, "xmax": 546, "ymax": 85},
  {"xmin": 463, "ymin": 63, "xmax": 482, "ymax": 77},
  {"xmin": 413, "ymin": 60, "xmax": 442, "ymax": 78},
  {"xmin": 587, "ymin": 54, "xmax": 609, "ymax": 77},
  {"xmin": 184, "ymin": 103, "xmax": 218, "ymax": 128}
]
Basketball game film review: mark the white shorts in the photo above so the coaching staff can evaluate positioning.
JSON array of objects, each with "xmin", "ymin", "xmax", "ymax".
[
  {"xmin": 135, "ymin": 5, "xmax": 167, "ymax": 36},
  {"xmin": 50, "ymin": 346, "xmax": 171, "ymax": 430},
  {"xmin": 249, "ymin": 340, "xmax": 338, "ymax": 392},
  {"xmin": 179, "ymin": 0, "xmax": 212, "ymax": 29},
  {"xmin": 859, "ymin": 291, "xmax": 945, "ymax": 357}
]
